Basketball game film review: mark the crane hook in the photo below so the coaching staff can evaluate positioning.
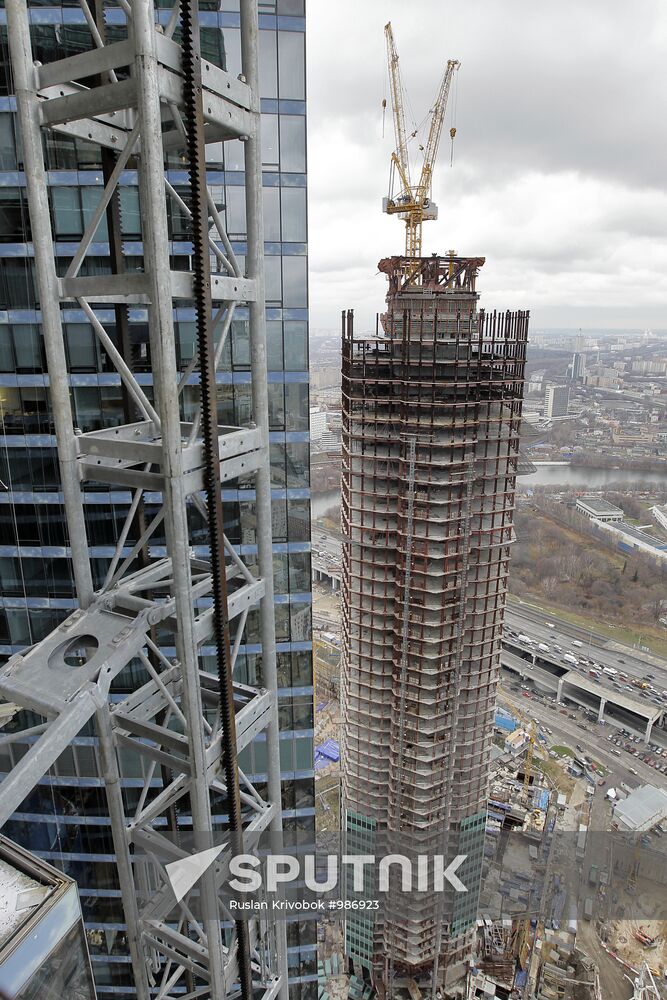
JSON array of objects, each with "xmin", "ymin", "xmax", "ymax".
[{"xmin": 450, "ymin": 126, "xmax": 456, "ymax": 167}]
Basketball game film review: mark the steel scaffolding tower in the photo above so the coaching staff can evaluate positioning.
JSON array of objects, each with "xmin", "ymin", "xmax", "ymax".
[{"xmin": 0, "ymin": 1, "xmax": 287, "ymax": 998}]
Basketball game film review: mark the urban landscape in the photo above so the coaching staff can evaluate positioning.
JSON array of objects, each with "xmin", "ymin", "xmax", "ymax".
[{"xmin": 0, "ymin": 3, "xmax": 665, "ymax": 1000}]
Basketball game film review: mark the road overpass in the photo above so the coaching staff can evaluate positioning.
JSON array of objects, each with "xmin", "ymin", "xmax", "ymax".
[{"xmin": 500, "ymin": 647, "xmax": 665, "ymax": 742}]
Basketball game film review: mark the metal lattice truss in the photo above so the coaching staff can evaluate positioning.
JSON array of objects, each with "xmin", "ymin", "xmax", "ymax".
[{"xmin": 0, "ymin": 1, "xmax": 287, "ymax": 998}]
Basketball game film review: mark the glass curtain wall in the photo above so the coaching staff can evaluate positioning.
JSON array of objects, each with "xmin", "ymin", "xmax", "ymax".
[{"xmin": 0, "ymin": 1, "xmax": 315, "ymax": 995}]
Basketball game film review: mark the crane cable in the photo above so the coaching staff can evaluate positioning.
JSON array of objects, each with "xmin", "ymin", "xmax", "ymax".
[
  {"xmin": 179, "ymin": 1, "xmax": 253, "ymax": 998},
  {"xmin": 450, "ymin": 69, "xmax": 459, "ymax": 166}
]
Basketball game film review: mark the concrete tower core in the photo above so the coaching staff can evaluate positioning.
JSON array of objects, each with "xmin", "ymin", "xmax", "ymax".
[{"xmin": 340, "ymin": 255, "xmax": 529, "ymax": 996}]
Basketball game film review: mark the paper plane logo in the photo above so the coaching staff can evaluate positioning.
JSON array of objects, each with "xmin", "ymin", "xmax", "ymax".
[{"xmin": 165, "ymin": 843, "xmax": 227, "ymax": 904}]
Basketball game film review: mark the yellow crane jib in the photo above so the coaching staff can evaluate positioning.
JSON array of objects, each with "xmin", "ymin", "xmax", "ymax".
[{"xmin": 382, "ymin": 21, "xmax": 460, "ymax": 260}]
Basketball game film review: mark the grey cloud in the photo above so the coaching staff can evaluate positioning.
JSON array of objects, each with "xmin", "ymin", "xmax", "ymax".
[{"xmin": 306, "ymin": 1, "xmax": 667, "ymax": 330}]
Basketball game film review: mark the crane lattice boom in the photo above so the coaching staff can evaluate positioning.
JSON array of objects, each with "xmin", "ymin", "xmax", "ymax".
[{"xmin": 383, "ymin": 22, "xmax": 459, "ymax": 259}]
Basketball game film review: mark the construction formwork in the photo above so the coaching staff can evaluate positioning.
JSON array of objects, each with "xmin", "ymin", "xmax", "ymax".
[{"xmin": 340, "ymin": 255, "xmax": 529, "ymax": 995}]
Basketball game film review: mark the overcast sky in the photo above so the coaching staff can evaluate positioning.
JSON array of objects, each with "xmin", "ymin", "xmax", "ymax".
[{"xmin": 305, "ymin": 0, "xmax": 667, "ymax": 335}]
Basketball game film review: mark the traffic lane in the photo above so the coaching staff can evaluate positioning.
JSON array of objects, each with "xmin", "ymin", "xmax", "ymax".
[
  {"xmin": 506, "ymin": 605, "xmax": 667, "ymax": 687},
  {"xmin": 502, "ymin": 628, "xmax": 667, "ymax": 708},
  {"xmin": 512, "ymin": 701, "xmax": 654, "ymax": 789},
  {"xmin": 505, "ymin": 615, "xmax": 664, "ymax": 686},
  {"xmin": 501, "ymin": 658, "xmax": 666, "ymax": 748},
  {"xmin": 505, "ymin": 603, "xmax": 665, "ymax": 675},
  {"xmin": 505, "ymin": 648, "xmax": 663, "ymax": 707}
]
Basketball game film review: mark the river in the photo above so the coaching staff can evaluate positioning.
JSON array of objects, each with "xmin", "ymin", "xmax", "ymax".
[{"xmin": 310, "ymin": 463, "xmax": 667, "ymax": 519}]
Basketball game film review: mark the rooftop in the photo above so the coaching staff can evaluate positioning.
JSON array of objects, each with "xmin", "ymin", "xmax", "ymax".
[
  {"xmin": 576, "ymin": 496, "xmax": 624, "ymax": 517},
  {"xmin": 614, "ymin": 784, "xmax": 667, "ymax": 832},
  {"xmin": 0, "ymin": 838, "xmax": 57, "ymax": 952},
  {"xmin": 614, "ymin": 521, "xmax": 667, "ymax": 550}
]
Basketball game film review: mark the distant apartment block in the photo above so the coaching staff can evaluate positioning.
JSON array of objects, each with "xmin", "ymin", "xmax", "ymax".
[
  {"xmin": 310, "ymin": 406, "xmax": 328, "ymax": 442},
  {"xmin": 570, "ymin": 351, "xmax": 586, "ymax": 381},
  {"xmin": 544, "ymin": 383, "xmax": 570, "ymax": 419},
  {"xmin": 527, "ymin": 369, "xmax": 546, "ymax": 394}
]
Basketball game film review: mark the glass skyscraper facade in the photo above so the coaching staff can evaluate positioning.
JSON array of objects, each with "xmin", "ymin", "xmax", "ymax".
[{"xmin": 0, "ymin": 1, "xmax": 315, "ymax": 996}]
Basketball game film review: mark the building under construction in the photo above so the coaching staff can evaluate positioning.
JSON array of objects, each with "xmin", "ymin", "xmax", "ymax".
[{"xmin": 341, "ymin": 253, "xmax": 529, "ymax": 996}]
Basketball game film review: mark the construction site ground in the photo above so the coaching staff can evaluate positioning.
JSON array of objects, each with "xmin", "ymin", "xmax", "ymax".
[
  {"xmin": 312, "ymin": 582, "xmax": 342, "ymax": 625},
  {"xmin": 608, "ymin": 917, "xmax": 666, "ymax": 979},
  {"xmin": 318, "ymin": 918, "xmax": 348, "ymax": 1000},
  {"xmin": 575, "ymin": 920, "xmax": 631, "ymax": 1000},
  {"xmin": 314, "ymin": 697, "xmax": 341, "ymax": 835}
]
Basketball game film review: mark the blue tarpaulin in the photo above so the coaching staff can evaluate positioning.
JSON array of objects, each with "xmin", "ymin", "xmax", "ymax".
[
  {"xmin": 495, "ymin": 712, "xmax": 517, "ymax": 733},
  {"xmin": 535, "ymin": 789, "xmax": 549, "ymax": 810},
  {"xmin": 316, "ymin": 739, "xmax": 340, "ymax": 762}
]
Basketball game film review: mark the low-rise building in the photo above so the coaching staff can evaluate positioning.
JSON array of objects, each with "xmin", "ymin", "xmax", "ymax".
[
  {"xmin": 505, "ymin": 728, "xmax": 530, "ymax": 754},
  {"xmin": 613, "ymin": 784, "xmax": 667, "ymax": 832},
  {"xmin": 575, "ymin": 496, "xmax": 624, "ymax": 522}
]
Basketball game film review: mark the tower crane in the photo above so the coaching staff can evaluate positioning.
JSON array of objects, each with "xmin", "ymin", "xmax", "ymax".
[{"xmin": 383, "ymin": 22, "xmax": 460, "ymax": 259}]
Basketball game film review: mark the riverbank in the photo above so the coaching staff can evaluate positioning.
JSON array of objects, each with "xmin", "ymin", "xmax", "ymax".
[{"xmin": 311, "ymin": 463, "xmax": 667, "ymax": 518}]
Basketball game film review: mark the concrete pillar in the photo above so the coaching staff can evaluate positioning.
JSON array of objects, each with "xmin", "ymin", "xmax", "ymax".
[
  {"xmin": 597, "ymin": 698, "xmax": 606, "ymax": 723},
  {"xmin": 556, "ymin": 677, "xmax": 564, "ymax": 704},
  {"xmin": 332, "ymin": 577, "xmax": 339, "ymax": 593},
  {"xmin": 645, "ymin": 717, "xmax": 654, "ymax": 745}
]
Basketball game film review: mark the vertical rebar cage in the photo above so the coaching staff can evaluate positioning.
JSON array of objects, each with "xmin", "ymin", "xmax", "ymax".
[
  {"xmin": 341, "ymin": 256, "xmax": 529, "ymax": 993},
  {"xmin": 0, "ymin": 1, "xmax": 288, "ymax": 998}
]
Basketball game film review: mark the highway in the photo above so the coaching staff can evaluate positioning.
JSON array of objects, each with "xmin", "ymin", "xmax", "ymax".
[
  {"xmin": 503, "ymin": 604, "xmax": 667, "ymax": 741},
  {"xmin": 312, "ymin": 527, "xmax": 342, "ymax": 564},
  {"xmin": 506, "ymin": 602, "xmax": 667, "ymax": 692}
]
